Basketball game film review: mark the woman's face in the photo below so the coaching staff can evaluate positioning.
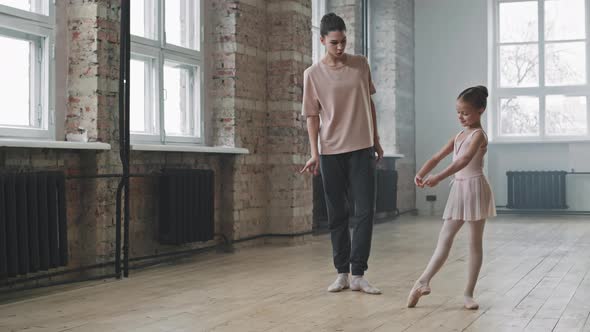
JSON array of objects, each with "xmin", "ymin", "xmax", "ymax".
[{"xmin": 321, "ymin": 31, "xmax": 347, "ymax": 58}]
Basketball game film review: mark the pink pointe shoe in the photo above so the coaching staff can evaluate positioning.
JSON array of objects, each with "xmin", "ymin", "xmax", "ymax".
[
  {"xmin": 464, "ymin": 296, "xmax": 479, "ymax": 310},
  {"xmin": 407, "ymin": 282, "xmax": 431, "ymax": 308}
]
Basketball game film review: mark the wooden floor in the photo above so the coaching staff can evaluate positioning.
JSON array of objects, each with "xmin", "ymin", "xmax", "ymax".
[{"xmin": 2, "ymin": 215, "xmax": 590, "ymax": 332}]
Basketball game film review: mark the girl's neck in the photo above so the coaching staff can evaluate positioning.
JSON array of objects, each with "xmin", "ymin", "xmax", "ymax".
[{"xmin": 467, "ymin": 122, "xmax": 482, "ymax": 130}]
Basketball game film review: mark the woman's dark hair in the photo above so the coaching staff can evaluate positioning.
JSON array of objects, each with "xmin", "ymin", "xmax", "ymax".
[
  {"xmin": 320, "ymin": 13, "xmax": 346, "ymax": 37},
  {"xmin": 457, "ymin": 85, "xmax": 488, "ymax": 110}
]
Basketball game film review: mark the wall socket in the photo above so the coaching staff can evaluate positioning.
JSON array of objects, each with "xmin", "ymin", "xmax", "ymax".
[{"xmin": 426, "ymin": 195, "xmax": 437, "ymax": 202}]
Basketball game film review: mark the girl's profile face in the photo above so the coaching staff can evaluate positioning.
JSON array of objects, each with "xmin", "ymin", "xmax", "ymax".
[
  {"xmin": 456, "ymin": 99, "xmax": 483, "ymax": 127},
  {"xmin": 320, "ymin": 31, "xmax": 347, "ymax": 58}
]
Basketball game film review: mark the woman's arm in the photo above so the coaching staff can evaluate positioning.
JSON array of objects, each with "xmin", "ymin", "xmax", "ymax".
[
  {"xmin": 306, "ymin": 115, "xmax": 320, "ymax": 158},
  {"xmin": 370, "ymin": 98, "xmax": 384, "ymax": 160},
  {"xmin": 300, "ymin": 115, "xmax": 321, "ymax": 175}
]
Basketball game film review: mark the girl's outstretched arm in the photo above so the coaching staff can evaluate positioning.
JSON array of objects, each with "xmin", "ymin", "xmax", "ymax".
[
  {"xmin": 415, "ymin": 136, "xmax": 455, "ymax": 186},
  {"xmin": 425, "ymin": 131, "xmax": 486, "ymax": 187}
]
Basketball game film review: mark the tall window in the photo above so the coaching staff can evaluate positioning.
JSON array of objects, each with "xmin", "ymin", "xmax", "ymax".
[
  {"xmin": 491, "ymin": 0, "xmax": 590, "ymax": 141},
  {"xmin": 312, "ymin": 0, "xmax": 326, "ymax": 64},
  {"xmin": 0, "ymin": 1, "xmax": 55, "ymax": 139},
  {"xmin": 130, "ymin": 0, "xmax": 203, "ymax": 144}
]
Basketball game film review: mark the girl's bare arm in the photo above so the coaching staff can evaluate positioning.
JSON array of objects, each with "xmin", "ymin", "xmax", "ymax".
[
  {"xmin": 432, "ymin": 131, "xmax": 485, "ymax": 181},
  {"xmin": 416, "ymin": 136, "xmax": 455, "ymax": 178}
]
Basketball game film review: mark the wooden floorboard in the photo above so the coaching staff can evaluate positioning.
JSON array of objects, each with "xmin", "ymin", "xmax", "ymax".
[{"xmin": 1, "ymin": 215, "xmax": 590, "ymax": 332}]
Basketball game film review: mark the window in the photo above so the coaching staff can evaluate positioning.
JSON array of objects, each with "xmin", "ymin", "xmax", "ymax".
[
  {"xmin": 312, "ymin": 0, "xmax": 326, "ymax": 64},
  {"xmin": 0, "ymin": 1, "xmax": 55, "ymax": 139},
  {"xmin": 130, "ymin": 0, "xmax": 203, "ymax": 144},
  {"xmin": 491, "ymin": 0, "xmax": 590, "ymax": 141}
]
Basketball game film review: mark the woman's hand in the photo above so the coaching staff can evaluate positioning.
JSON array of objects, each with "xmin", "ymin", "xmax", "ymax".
[
  {"xmin": 300, "ymin": 155, "xmax": 320, "ymax": 176},
  {"xmin": 374, "ymin": 141, "xmax": 384, "ymax": 161}
]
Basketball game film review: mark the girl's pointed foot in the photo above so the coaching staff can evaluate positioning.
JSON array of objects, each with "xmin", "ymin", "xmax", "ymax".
[
  {"xmin": 464, "ymin": 296, "xmax": 479, "ymax": 310},
  {"xmin": 407, "ymin": 281, "xmax": 431, "ymax": 308}
]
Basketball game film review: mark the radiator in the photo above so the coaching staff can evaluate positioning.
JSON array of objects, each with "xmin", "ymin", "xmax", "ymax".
[
  {"xmin": 376, "ymin": 169, "xmax": 398, "ymax": 213},
  {"xmin": 312, "ymin": 169, "xmax": 398, "ymax": 230},
  {"xmin": 506, "ymin": 171, "xmax": 568, "ymax": 209},
  {"xmin": 0, "ymin": 172, "xmax": 68, "ymax": 279},
  {"xmin": 159, "ymin": 169, "xmax": 215, "ymax": 245},
  {"xmin": 312, "ymin": 175, "xmax": 329, "ymax": 230}
]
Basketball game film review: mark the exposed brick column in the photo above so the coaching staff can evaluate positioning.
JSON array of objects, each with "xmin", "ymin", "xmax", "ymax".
[
  {"xmin": 65, "ymin": 0, "xmax": 122, "ymax": 266},
  {"xmin": 370, "ymin": 0, "xmax": 416, "ymax": 211},
  {"xmin": 231, "ymin": 0, "xmax": 272, "ymax": 239},
  {"xmin": 265, "ymin": 0, "xmax": 313, "ymax": 235},
  {"xmin": 209, "ymin": 0, "xmax": 272, "ymax": 240},
  {"xmin": 66, "ymin": 0, "xmax": 119, "ymax": 145},
  {"xmin": 210, "ymin": 0, "xmax": 239, "ymax": 148}
]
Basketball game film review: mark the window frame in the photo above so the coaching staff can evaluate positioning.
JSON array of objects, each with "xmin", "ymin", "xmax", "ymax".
[
  {"xmin": 489, "ymin": 0, "xmax": 590, "ymax": 143},
  {"xmin": 0, "ymin": 1, "xmax": 55, "ymax": 140},
  {"xmin": 311, "ymin": 0, "xmax": 327, "ymax": 64},
  {"xmin": 130, "ymin": 0, "xmax": 204, "ymax": 145}
]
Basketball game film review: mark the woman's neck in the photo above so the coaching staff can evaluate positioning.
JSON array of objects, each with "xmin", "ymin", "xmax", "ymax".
[{"xmin": 322, "ymin": 53, "xmax": 347, "ymax": 67}]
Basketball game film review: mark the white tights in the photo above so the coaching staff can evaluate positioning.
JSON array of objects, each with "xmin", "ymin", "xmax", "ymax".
[{"xmin": 417, "ymin": 219, "xmax": 486, "ymax": 298}]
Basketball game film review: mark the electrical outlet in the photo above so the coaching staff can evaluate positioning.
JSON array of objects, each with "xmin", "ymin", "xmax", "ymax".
[{"xmin": 426, "ymin": 195, "xmax": 437, "ymax": 202}]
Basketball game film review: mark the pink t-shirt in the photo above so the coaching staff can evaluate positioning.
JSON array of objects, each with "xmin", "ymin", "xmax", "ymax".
[{"xmin": 302, "ymin": 54, "xmax": 376, "ymax": 155}]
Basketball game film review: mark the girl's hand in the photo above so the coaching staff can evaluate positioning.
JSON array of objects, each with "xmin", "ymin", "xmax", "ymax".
[
  {"xmin": 414, "ymin": 175, "xmax": 425, "ymax": 188},
  {"xmin": 424, "ymin": 174, "xmax": 442, "ymax": 187}
]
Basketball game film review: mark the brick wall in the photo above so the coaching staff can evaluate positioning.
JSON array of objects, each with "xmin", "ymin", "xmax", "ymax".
[
  {"xmin": 1, "ymin": 0, "xmax": 314, "ymax": 287},
  {"xmin": 231, "ymin": 0, "xmax": 271, "ymax": 238},
  {"xmin": 266, "ymin": 0, "xmax": 313, "ymax": 234},
  {"xmin": 0, "ymin": 0, "xmax": 415, "ymax": 287}
]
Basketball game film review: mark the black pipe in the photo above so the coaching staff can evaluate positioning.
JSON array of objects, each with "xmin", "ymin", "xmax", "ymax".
[
  {"xmin": 0, "ymin": 231, "xmax": 310, "ymax": 290},
  {"xmin": 497, "ymin": 210, "xmax": 590, "ymax": 215},
  {"xmin": 496, "ymin": 204, "xmax": 590, "ymax": 214},
  {"xmin": 68, "ymin": 174, "xmax": 121, "ymax": 179},
  {"xmin": 117, "ymin": 0, "xmax": 127, "ymax": 278},
  {"xmin": 398, "ymin": 208, "xmax": 418, "ymax": 216},
  {"xmin": 127, "ymin": 232, "xmax": 314, "ymax": 266},
  {"xmin": 0, "ymin": 261, "xmax": 115, "ymax": 287},
  {"xmin": 115, "ymin": 179, "xmax": 124, "ymax": 278},
  {"xmin": 2, "ymin": 240, "xmax": 222, "ymax": 288},
  {"xmin": 130, "ymin": 246, "xmax": 217, "ymax": 262},
  {"xmin": 123, "ymin": 0, "xmax": 131, "ymax": 278},
  {"xmin": 0, "ymin": 274, "xmax": 119, "ymax": 296},
  {"xmin": 232, "ymin": 231, "xmax": 314, "ymax": 244},
  {"xmin": 66, "ymin": 173, "xmax": 158, "ymax": 180}
]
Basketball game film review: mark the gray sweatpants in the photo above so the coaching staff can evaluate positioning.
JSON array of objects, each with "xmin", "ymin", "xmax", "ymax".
[{"xmin": 319, "ymin": 146, "xmax": 376, "ymax": 276}]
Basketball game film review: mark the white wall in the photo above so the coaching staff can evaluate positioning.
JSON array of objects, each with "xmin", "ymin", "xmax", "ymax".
[
  {"xmin": 415, "ymin": 0, "xmax": 590, "ymax": 215},
  {"xmin": 415, "ymin": 0, "xmax": 488, "ymax": 215},
  {"xmin": 489, "ymin": 143, "xmax": 590, "ymax": 211}
]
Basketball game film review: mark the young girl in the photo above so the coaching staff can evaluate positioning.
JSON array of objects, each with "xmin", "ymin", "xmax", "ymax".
[{"xmin": 408, "ymin": 85, "xmax": 496, "ymax": 310}]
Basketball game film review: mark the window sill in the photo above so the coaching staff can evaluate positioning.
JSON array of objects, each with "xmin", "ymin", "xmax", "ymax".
[
  {"xmin": 131, "ymin": 143, "xmax": 250, "ymax": 155},
  {"xmin": 489, "ymin": 139, "xmax": 590, "ymax": 145},
  {"xmin": 384, "ymin": 153, "xmax": 405, "ymax": 158},
  {"xmin": 0, "ymin": 139, "xmax": 111, "ymax": 150}
]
